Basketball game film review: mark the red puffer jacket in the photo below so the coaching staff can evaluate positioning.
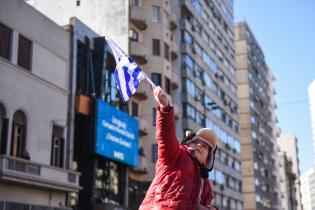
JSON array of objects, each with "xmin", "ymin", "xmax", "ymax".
[{"xmin": 139, "ymin": 106, "xmax": 213, "ymax": 210}]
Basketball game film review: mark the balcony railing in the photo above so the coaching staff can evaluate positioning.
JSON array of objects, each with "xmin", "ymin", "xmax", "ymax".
[
  {"xmin": 0, "ymin": 155, "xmax": 81, "ymax": 192},
  {"xmin": 130, "ymin": 41, "xmax": 147, "ymax": 65},
  {"xmin": 131, "ymin": 155, "xmax": 148, "ymax": 174},
  {"xmin": 171, "ymin": 40, "xmax": 179, "ymax": 59},
  {"xmin": 135, "ymin": 117, "xmax": 148, "ymax": 136},
  {"xmin": 170, "ymin": 13, "xmax": 177, "ymax": 30},
  {"xmin": 133, "ymin": 84, "xmax": 148, "ymax": 100},
  {"xmin": 130, "ymin": 6, "xmax": 147, "ymax": 30},
  {"xmin": 171, "ymin": 71, "xmax": 179, "ymax": 89},
  {"xmin": 181, "ymin": 0, "xmax": 193, "ymax": 17}
]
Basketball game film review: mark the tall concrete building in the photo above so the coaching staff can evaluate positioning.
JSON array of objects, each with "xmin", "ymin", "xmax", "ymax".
[
  {"xmin": 277, "ymin": 133, "xmax": 303, "ymax": 210},
  {"xmin": 308, "ymin": 80, "xmax": 315, "ymax": 158},
  {"xmin": 28, "ymin": 0, "xmax": 243, "ymax": 209},
  {"xmin": 180, "ymin": 1, "xmax": 243, "ymax": 209},
  {"xmin": 278, "ymin": 151, "xmax": 299, "ymax": 210},
  {"xmin": 301, "ymin": 166, "xmax": 315, "ymax": 210},
  {"xmin": 0, "ymin": 0, "xmax": 80, "ymax": 209},
  {"xmin": 235, "ymin": 21, "xmax": 281, "ymax": 210}
]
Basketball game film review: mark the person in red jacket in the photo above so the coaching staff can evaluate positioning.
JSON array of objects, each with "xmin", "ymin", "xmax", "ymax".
[{"xmin": 139, "ymin": 86, "xmax": 219, "ymax": 210}]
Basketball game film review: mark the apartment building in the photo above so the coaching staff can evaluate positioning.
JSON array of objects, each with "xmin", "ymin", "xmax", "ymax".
[
  {"xmin": 235, "ymin": 21, "xmax": 280, "ymax": 210},
  {"xmin": 301, "ymin": 166, "xmax": 315, "ymax": 210},
  {"xmin": 277, "ymin": 133, "xmax": 303, "ymax": 210},
  {"xmin": 308, "ymin": 80, "xmax": 315, "ymax": 158},
  {"xmin": 28, "ymin": 0, "xmax": 243, "ymax": 209},
  {"xmin": 278, "ymin": 151, "xmax": 299, "ymax": 210},
  {"xmin": 180, "ymin": 0, "xmax": 243, "ymax": 209},
  {"xmin": 0, "ymin": 0, "xmax": 80, "ymax": 209}
]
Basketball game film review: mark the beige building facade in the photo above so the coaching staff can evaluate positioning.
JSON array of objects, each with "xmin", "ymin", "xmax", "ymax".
[
  {"xmin": 0, "ymin": 0, "xmax": 80, "ymax": 209},
  {"xmin": 277, "ymin": 133, "xmax": 303, "ymax": 210},
  {"xmin": 278, "ymin": 151, "xmax": 299, "ymax": 210},
  {"xmin": 235, "ymin": 21, "xmax": 281, "ymax": 210}
]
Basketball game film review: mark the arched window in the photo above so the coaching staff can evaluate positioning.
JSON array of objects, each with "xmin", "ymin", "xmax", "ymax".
[
  {"xmin": 0, "ymin": 103, "xmax": 8, "ymax": 154},
  {"xmin": 11, "ymin": 110, "xmax": 27, "ymax": 157}
]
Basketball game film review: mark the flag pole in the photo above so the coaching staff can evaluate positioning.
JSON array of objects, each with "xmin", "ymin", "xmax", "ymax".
[
  {"xmin": 139, "ymin": 71, "xmax": 156, "ymax": 89},
  {"xmin": 145, "ymin": 77, "xmax": 156, "ymax": 89}
]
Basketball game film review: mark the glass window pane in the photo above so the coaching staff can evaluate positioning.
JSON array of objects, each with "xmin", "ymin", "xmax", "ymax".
[{"xmin": 152, "ymin": 6, "xmax": 160, "ymax": 23}]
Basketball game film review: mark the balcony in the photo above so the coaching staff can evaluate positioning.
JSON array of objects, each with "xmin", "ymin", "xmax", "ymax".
[
  {"xmin": 170, "ymin": 13, "xmax": 177, "ymax": 30},
  {"xmin": 171, "ymin": 71, "xmax": 179, "ymax": 89},
  {"xmin": 133, "ymin": 84, "xmax": 148, "ymax": 100},
  {"xmin": 181, "ymin": 0, "xmax": 193, "ymax": 17},
  {"xmin": 171, "ymin": 40, "xmax": 179, "ymax": 59},
  {"xmin": 135, "ymin": 117, "xmax": 148, "ymax": 136},
  {"xmin": 130, "ymin": 6, "xmax": 147, "ymax": 30},
  {"xmin": 130, "ymin": 41, "xmax": 147, "ymax": 65},
  {"xmin": 131, "ymin": 154, "xmax": 148, "ymax": 174},
  {"xmin": 0, "ymin": 155, "xmax": 81, "ymax": 192},
  {"xmin": 173, "ymin": 104, "xmax": 180, "ymax": 120}
]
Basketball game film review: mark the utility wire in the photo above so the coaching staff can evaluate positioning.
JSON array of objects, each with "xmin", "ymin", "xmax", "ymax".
[{"xmin": 278, "ymin": 99, "xmax": 308, "ymax": 106}]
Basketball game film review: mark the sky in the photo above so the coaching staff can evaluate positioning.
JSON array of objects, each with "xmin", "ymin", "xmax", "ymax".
[{"xmin": 234, "ymin": 0, "xmax": 315, "ymax": 174}]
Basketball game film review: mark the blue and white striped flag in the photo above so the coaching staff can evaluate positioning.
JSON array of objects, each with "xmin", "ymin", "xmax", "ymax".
[{"xmin": 105, "ymin": 37, "xmax": 146, "ymax": 102}]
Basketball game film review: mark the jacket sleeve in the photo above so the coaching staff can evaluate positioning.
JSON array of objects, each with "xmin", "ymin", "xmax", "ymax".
[{"xmin": 155, "ymin": 106, "xmax": 180, "ymax": 163}]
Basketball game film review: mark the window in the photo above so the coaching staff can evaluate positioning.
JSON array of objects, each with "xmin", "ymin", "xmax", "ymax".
[
  {"xmin": 76, "ymin": 41, "xmax": 87, "ymax": 94},
  {"xmin": 165, "ymin": 77, "xmax": 171, "ymax": 94},
  {"xmin": 0, "ymin": 22, "xmax": 12, "ymax": 60},
  {"xmin": 202, "ymin": 51, "xmax": 217, "ymax": 73},
  {"xmin": 152, "ymin": 6, "xmax": 160, "ymax": 23},
  {"xmin": 182, "ymin": 30, "xmax": 192, "ymax": 45},
  {"xmin": 131, "ymin": 0, "xmax": 140, "ymax": 6},
  {"xmin": 10, "ymin": 110, "xmax": 27, "ymax": 157},
  {"xmin": 192, "ymin": 0, "xmax": 203, "ymax": 14},
  {"xmin": 182, "ymin": 54, "xmax": 194, "ymax": 70},
  {"xmin": 152, "ymin": 108, "xmax": 156, "ymax": 126},
  {"xmin": 18, "ymin": 34, "xmax": 32, "ymax": 70},
  {"xmin": 152, "ymin": 144, "xmax": 158, "ymax": 163},
  {"xmin": 185, "ymin": 104, "xmax": 196, "ymax": 120},
  {"xmin": 131, "ymin": 101, "xmax": 139, "ymax": 117},
  {"xmin": 129, "ymin": 29, "xmax": 139, "ymax": 41},
  {"xmin": 95, "ymin": 159, "xmax": 125, "ymax": 204},
  {"xmin": 0, "ymin": 104, "xmax": 8, "ymax": 154},
  {"xmin": 203, "ymin": 72, "xmax": 212, "ymax": 89},
  {"xmin": 185, "ymin": 79, "xmax": 195, "ymax": 98},
  {"xmin": 151, "ymin": 73, "xmax": 161, "ymax": 86},
  {"xmin": 152, "ymin": 39, "xmax": 160, "ymax": 56},
  {"xmin": 51, "ymin": 125, "xmax": 64, "ymax": 167},
  {"xmin": 196, "ymin": 111, "xmax": 204, "ymax": 125},
  {"xmin": 164, "ymin": 42, "xmax": 170, "ymax": 61},
  {"xmin": 163, "ymin": 11, "xmax": 169, "ymax": 29}
]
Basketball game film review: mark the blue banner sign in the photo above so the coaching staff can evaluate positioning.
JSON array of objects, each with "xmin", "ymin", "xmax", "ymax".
[{"xmin": 95, "ymin": 99, "xmax": 139, "ymax": 166}]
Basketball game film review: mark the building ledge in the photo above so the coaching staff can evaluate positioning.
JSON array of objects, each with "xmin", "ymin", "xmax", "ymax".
[
  {"xmin": 0, "ymin": 155, "xmax": 81, "ymax": 192},
  {"xmin": 130, "ymin": 6, "xmax": 147, "ymax": 30}
]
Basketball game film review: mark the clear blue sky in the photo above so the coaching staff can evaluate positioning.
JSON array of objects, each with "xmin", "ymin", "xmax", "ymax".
[{"xmin": 234, "ymin": 0, "xmax": 315, "ymax": 174}]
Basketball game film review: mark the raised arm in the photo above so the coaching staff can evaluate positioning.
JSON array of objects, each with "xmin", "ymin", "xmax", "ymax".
[{"xmin": 153, "ymin": 86, "xmax": 180, "ymax": 163}]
